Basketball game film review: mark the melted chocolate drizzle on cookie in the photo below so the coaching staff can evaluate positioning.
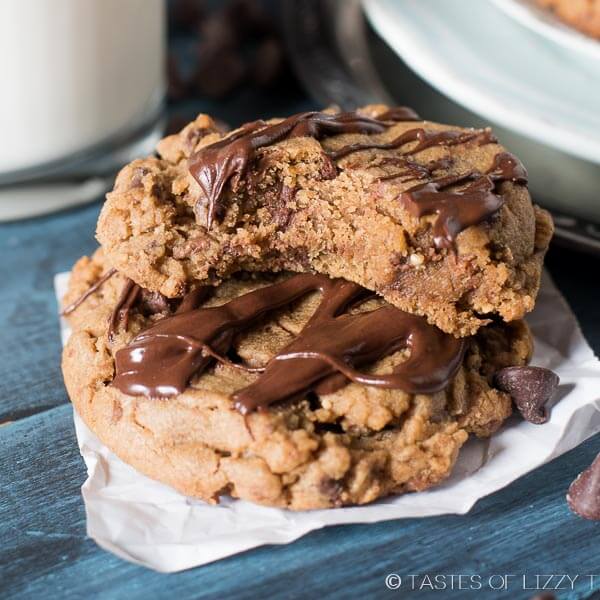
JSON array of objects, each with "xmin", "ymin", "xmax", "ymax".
[
  {"xmin": 188, "ymin": 108, "xmax": 523, "ymax": 250},
  {"xmin": 377, "ymin": 157, "xmax": 454, "ymax": 183},
  {"xmin": 61, "ymin": 268, "xmax": 117, "ymax": 316},
  {"xmin": 486, "ymin": 151, "xmax": 528, "ymax": 184},
  {"xmin": 328, "ymin": 127, "xmax": 486, "ymax": 161},
  {"xmin": 108, "ymin": 280, "xmax": 141, "ymax": 342},
  {"xmin": 377, "ymin": 106, "xmax": 420, "ymax": 122},
  {"xmin": 112, "ymin": 273, "xmax": 465, "ymax": 414},
  {"xmin": 189, "ymin": 111, "xmax": 394, "ymax": 228},
  {"xmin": 399, "ymin": 174, "xmax": 500, "ymax": 249},
  {"xmin": 399, "ymin": 152, "xmax": 528, "ymax": 248}
]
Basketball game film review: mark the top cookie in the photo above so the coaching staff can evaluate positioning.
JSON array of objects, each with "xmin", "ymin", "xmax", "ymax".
[{"xmin": 97, "ymin": 105, "xmax": 553, "ymax": 336}]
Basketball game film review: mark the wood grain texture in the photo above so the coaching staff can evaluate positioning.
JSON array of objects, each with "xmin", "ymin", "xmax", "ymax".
[
  {"xmin": 1, "ymin": 403, "xmax": 599, "ymax": 599},
  {"xmin": 0, "ymin": 204, "xmax": 98, "ymax": 423}
]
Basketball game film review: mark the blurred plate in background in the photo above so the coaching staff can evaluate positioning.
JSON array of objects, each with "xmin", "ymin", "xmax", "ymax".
[
  {"xmin": 284, "ymin": 0, "xmax": 600, "ymax": 253},
  {"xmin": 363, "ymin": 0, "xmax": 600, "ymax": 165},
  {"xmin": 491, "ymin": 0, "xmax": 600, "ymax": 62}
]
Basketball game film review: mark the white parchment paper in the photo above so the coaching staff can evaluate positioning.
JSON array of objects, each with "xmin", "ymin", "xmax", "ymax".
[{"xmin": 55, "ymin": 271, "xmax": 600, "ymax": 572}]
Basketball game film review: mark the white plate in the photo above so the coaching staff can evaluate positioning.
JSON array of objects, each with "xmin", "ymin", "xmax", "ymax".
[
  {"xmin": 0, "ymin": 178, "xmax": 111, "ymax": 221},
  {"xmin": 363, "ymin": 0, "xmax": 600, "ymax": 165},
  {"xmin": 491, "ymin": 0, "xmax": 600, "ymax": 62}
]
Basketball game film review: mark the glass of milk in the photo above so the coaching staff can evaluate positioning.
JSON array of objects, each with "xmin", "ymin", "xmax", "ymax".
[{"xmin": 0, "ymin": 0, "xmax": 166, "ymax": 218}]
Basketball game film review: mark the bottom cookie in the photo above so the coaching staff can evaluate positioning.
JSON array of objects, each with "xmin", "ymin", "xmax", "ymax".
[{"xmin": 62, "ymin": 250, "xmax": 531, "ymax": 510}]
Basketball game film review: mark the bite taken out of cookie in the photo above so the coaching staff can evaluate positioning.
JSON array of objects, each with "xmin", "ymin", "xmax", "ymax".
[{"xmin": 96, "ymin": 105, "xmax": 554, "ymax": 337}]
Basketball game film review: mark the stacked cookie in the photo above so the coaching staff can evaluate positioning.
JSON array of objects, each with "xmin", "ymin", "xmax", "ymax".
[{"xmin": 62, "ymin": 105, "xmax": 555, "ymax": 510}]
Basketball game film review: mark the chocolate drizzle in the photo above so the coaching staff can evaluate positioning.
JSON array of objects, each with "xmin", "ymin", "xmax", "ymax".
[
  {"xmin": 112, "ymin": 274, "xmax": 465, "ymax": 413},
  {"xmin": 399, "ymin": 152, "xmax": 528, "ymax": 248},
  {"xmin": 400, "ymin": 174, "xmax": 501, "ymax": 249},
  {"xmin": 189, "ymin": 111, "xmax": 392, "ymax": 228},
  {"xmin": 377, "ymin": 106, "xmax": 420, "ymax": 122},
  {"xmin": 108, "ymin": 280, "xmax": 141, "ymax": 342},
  {"xmin": 187, "ymin": 107, "xmax": 521, "ymax": 246},
  {"xmin": 377, "ymin": 157, "xmax": 454, "ymax": 183},
  {"xmin": 61, "ymin": 268, "xmax": 117, "ymax": 316},
  {"xmin": 328, "ymin": 128, "xmax": 486, "ymax": 161}
]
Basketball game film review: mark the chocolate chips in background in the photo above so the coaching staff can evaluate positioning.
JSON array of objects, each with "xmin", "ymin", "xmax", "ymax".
[{"xmin": 168, "ymin": 0, "xmax": 296, "ymax": 102}]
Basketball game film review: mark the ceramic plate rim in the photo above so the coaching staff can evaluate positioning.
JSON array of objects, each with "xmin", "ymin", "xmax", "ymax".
[
  {"xmin": 491, "ymin": 0, "xmax": 600, "ymax": 62},
  {"xmin": 363, "ymin": 0, "xmax": 600, "ymax": 164}
]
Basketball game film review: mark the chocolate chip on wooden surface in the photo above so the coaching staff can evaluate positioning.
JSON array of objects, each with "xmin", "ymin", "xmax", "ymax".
[{"xmin": 567, "ymin": 453, "xmax": 600, "ymax": 520}]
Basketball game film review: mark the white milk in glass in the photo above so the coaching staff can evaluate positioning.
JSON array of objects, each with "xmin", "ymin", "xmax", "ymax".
[{"xmin": 0, "ymin": 0, "xmax": 165, "ymax": 174}]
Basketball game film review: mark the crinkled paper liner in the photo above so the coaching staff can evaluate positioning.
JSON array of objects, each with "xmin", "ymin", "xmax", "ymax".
[{"xmin": 55, "ymin": 271, "xmax": 600, "ymax": 572}]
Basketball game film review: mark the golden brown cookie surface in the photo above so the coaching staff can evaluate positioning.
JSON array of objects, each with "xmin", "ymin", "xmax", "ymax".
[
  {"xmin": 62, "ymin": 250, "xmax": 531, "ymax": 510},
  {"xmin": 96, "ymin": 105, "xmax": 553, "ymax": 337}
]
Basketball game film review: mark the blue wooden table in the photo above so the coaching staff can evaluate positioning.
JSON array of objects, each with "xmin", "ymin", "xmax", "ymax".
[{"xmin": 1, "ymin": 87, "xmax": 599, "ymax": 599}]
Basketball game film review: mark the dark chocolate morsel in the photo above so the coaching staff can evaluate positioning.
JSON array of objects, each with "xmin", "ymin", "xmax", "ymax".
[
  {"xmin": 195, "ymin": 49, "xmax": 247, "ymax": 98},
  {"xmin": 251, "ymin": 38, "xmax": 285, "ymax": 87},
  {"xmin": 494, "ymin": 366, "xmax": 560, "ymax": 424},
  {"xmin": 138, "ymin": 289, "xmax": 171, "ymax": 316},
  {"xmin": 567, "ymin": 453, "xmax": 600, "ymax": 520}
]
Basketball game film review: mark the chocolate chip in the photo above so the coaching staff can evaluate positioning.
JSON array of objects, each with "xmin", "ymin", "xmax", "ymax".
[
  {"xmin": 251, "ymin": 38, "xmax": 284, "ymax": 87},
  {"xmin": 195, "ymin": 49, "xmax": 246, "ymax": 98},
  {"xmin": 138, "ymin": 289, "xmax": 171, "ymax": 316},
  {"xmin": 319, "ymin": 477, "xmax": 344, "ymax": 503},
  {"xmin": 319, "ymin": 153, "xmax": 339, "ymax": 180},
  {"xmin": 150, "ymin": 181, "xmax": 174, "ymax": 204},
  {"xmin": 567, "ymin": 453, "xmax": 600, "ymax": 520},
  {"xmin": 494, "ymin": 366, "xmax": 560, "ymax": 424},
  {"xmin": 270, "ymin": 185, "xmax": 296, "ymax": 229},
  {"xmin": 129, "ymin": 166, "xmax": 150, "ymax": 189}
]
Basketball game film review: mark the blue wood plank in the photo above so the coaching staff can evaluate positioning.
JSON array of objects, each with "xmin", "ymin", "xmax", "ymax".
[
  {"xmin": 0, "ymin": 204, "xmax": 100, "ymax": 423},
  {"xmin": 1, "ymin": 403, "xmax": 599, "ymax": 600}
]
